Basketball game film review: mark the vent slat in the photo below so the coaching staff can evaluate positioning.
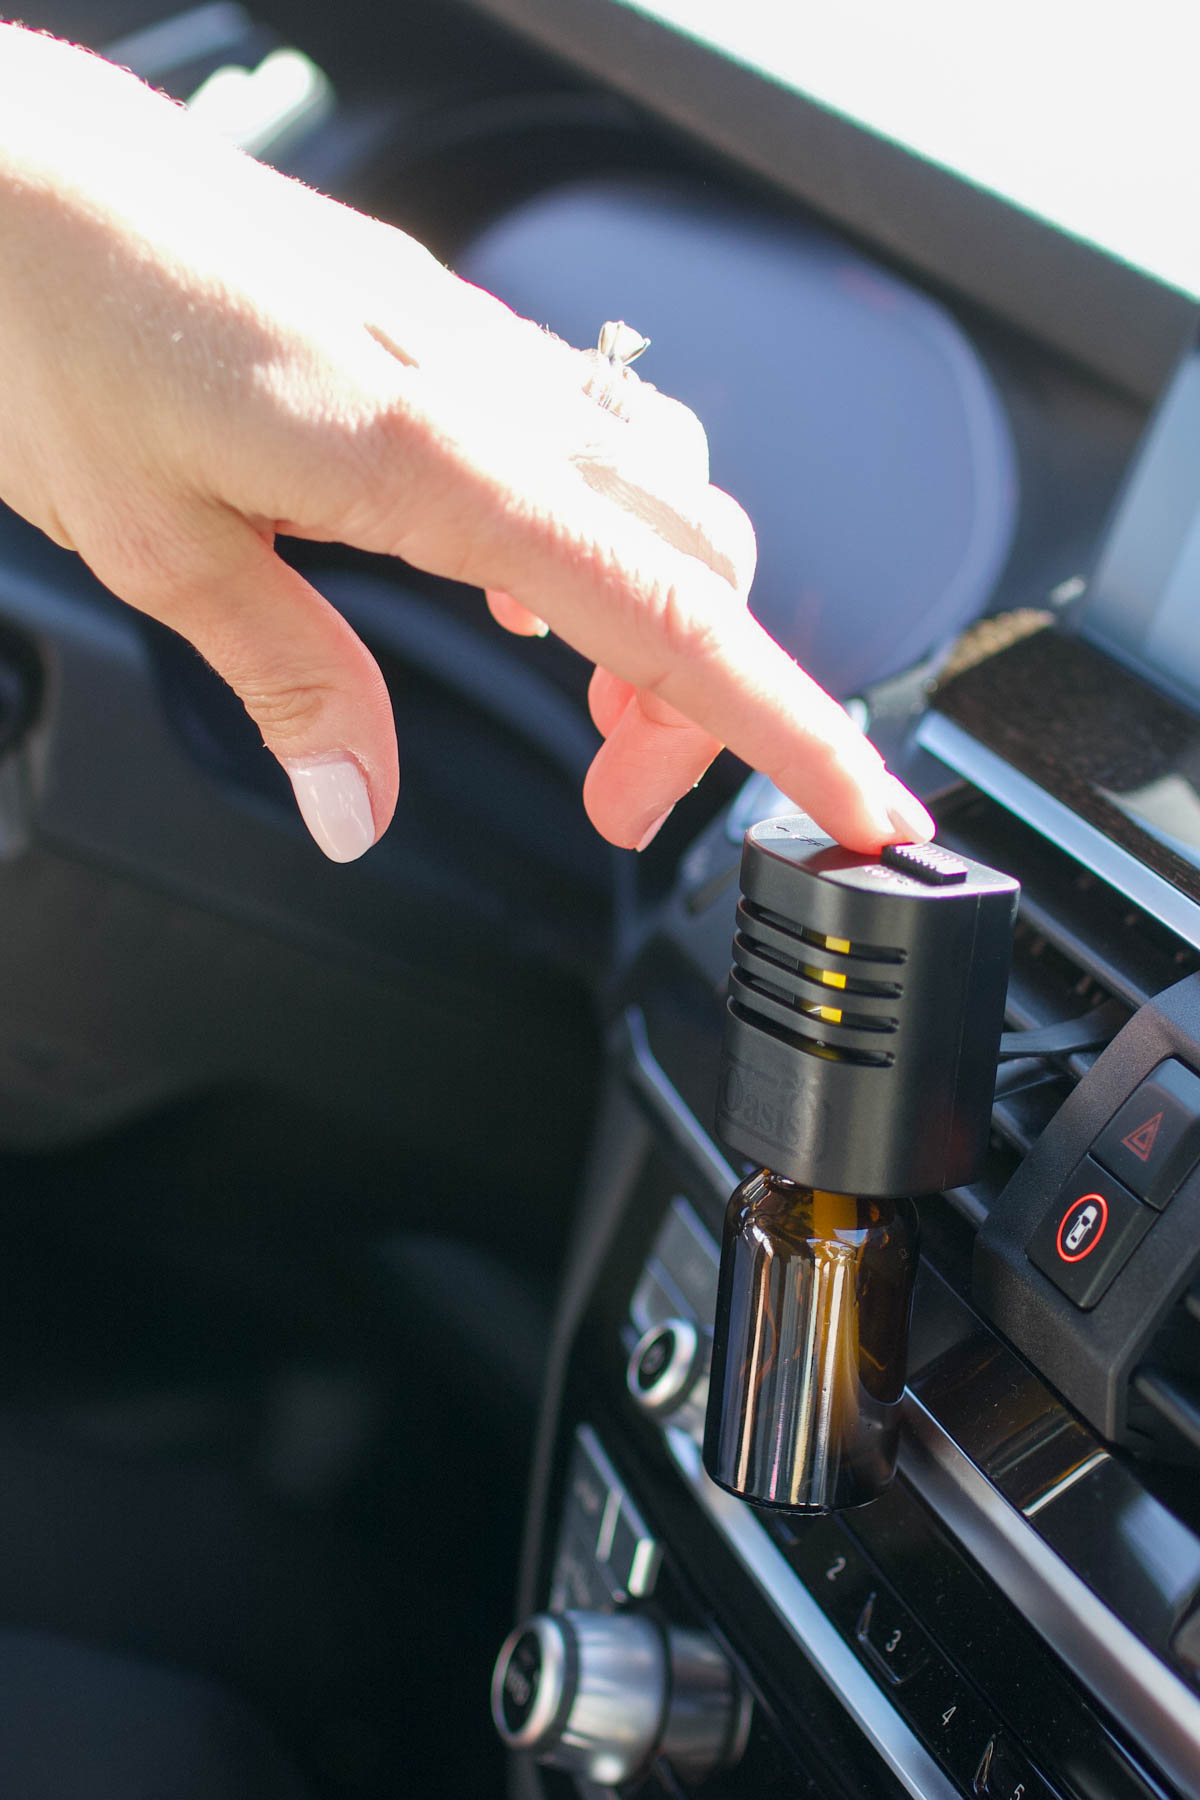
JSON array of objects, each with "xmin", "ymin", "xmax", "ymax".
[
  {"xmin": 938, "ymin": 790, "xmax": 1200, "ymax": 1008},
  {"xmin": 991, "ymin": 1072, "xmax": 1073, "ymax": 1158},
  {"xmin": 1132, "ymin": 1369, "xmax": 1200, "ymax": 1456}
]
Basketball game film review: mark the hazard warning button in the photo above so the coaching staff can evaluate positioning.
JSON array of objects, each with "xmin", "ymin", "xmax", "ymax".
[{"xmin": 1094, "ymin": 1059, "xmax": 1200, "ymax": 1210}]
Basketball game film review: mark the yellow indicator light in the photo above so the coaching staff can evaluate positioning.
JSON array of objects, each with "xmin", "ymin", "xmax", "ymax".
[
  {"xmin": 825, "ymin": 935, "xmax": 851, "ymax": 955},
  {"xmin": 817, "ymin": 1005, "xmax": 843, "ymax": 1024},
  {"xmin": 802, "ymin": 963, "xmax": 848, "ymax": 991}
]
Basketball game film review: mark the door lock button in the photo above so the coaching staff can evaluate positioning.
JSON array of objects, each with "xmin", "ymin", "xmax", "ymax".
[
  {"xmin": 1093, "ymin": 1058, "xmax": 1200, "ymax": 1209},
  {"xmin": 1027, "ymin": 1157, "xmax": 1153, "ymax": 1309},
  {"xmin": 1056, "ymin": 1193, "xmax": 1108, "ymax": 1262}
]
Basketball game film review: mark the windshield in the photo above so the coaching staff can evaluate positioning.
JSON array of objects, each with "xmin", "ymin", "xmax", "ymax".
[{"xmin": 620, "ymin": 0, "xmax": 1200, "ymax": 299}]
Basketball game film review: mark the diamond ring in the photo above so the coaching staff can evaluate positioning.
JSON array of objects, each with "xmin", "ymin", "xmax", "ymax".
[{"xmin": 584, "ymin": 319, "xmax": 650, "ymax": 416}]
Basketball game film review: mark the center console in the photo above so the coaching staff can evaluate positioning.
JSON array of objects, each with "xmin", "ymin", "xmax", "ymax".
[{"xmin": 494, "ymin": 348, "xmax": 1200, "ymax": 1800}]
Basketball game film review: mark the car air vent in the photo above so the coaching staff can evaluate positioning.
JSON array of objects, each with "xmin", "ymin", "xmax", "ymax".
[
  {"xmin": 938, "ymin": 785, "xmax": 1200, "ymax": 1475},
  {"xmin": 936, "ymin": 788, "xmax": 1200, "ymax": 1006},
  {"xmin": 1131, "ymin": 1279, "xmax": 1200, "ymax": 1462},
  {"xmin": 934, "ymin": 786, "xmax": 1200, "ymax": 1231}
]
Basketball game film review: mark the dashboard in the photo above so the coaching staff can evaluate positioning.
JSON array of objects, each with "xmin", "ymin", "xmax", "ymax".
[
  {"xmin": 1, "ymin": 5, "xmax": 1200, "ymax": 1800},
  {"xmin": 457, "ymin": 12, "xmax": 1200, "ymax": 1800}
]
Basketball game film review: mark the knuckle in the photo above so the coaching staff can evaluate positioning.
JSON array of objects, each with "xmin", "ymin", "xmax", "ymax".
[
  {"xmin": 656, "ymin": 391, "xmax": 709, "ymax": 451},
  {"xmin": 238, "ymin": 679, "xmax": 335, "ymax": 743}
]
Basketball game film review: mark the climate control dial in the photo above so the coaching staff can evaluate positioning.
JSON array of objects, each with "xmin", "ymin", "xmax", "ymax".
[
  {"xmin": 491, "ymin": 1609, "xmax": 749, "ymax": 1786},
  {"xmin": 626, "ymin": 1318, "xmax": 710, "ymax": 1436}
]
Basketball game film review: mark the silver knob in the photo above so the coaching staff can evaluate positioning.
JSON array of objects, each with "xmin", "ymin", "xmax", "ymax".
[
  {"xmin": 491, "ymin": 1610, "xmax": 749, "ymax": 1786},
  {"xmin": 626, "ymin": 1318, "xmax": 709, "ymax": 1436}
]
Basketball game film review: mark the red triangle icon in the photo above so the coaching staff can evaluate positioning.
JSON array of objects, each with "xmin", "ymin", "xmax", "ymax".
[{"xmin": 1122, "ymin": 1111, "xmax": 1163, "ymax": 1162}]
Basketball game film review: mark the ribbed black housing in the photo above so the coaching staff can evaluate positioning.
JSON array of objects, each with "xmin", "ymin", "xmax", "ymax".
[{"xmin": 716, "ymin": 818, "xmax": 1019, "ymax": 1197}]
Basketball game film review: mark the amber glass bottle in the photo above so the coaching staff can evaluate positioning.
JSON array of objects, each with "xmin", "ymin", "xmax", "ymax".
[{"xmin": 703, "ymin": 1171, "xmax": 918, "ymax": 1512}]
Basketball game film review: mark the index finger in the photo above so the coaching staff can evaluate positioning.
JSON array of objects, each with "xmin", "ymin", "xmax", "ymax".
[
  {"xmin": 414, "ymin": 461, "xmax": 929, "ymax": 849},
  {"xmin": 339, "ymin": 340, "xmax": 933, "ymax": 849}
]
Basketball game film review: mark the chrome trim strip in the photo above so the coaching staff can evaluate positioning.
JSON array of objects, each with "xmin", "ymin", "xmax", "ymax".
[
  {"xmin": 1020, "ymin": 1449, "xmax": 1109, "ymax": 1518},
  {"xmin": 901, "ymin": 1394, "xmax": 1200, "ymax": 1800},
  {"xmin": 665, "ymin": 1428, "xmax": 959, "ymax": 1800},
  {"xmin": 917, "ymin": 711, "xmax": 1200, "ymax": 954}
]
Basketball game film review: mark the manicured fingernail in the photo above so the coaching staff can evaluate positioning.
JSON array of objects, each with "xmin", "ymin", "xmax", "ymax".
[
  {"xmin": 635, "ymin": 807, "xmax": 673, "ymax": 852},
  {"xmin": 285, "ymin": 755, "xmax": 376, "ymax": 863},
  {"xmin": 883, "ymin": 775, "xmax": 935, "ymax": 844},
  {"xmin": 533, "ymin": 621, "xmax": 549, "ymax": 638}
]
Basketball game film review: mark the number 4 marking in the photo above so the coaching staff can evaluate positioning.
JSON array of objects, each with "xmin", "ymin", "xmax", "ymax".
[{"xmin": 941, "ymin": 1704, "xmax": 957, "ymax": 1727}]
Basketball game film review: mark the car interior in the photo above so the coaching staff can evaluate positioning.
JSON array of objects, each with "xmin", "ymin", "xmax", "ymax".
[{"xmin": 3, "ymin": 4, "xmax": 1200, "ymax": 1798}]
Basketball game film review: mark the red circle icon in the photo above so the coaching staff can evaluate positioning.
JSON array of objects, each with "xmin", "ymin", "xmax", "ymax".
[{"xmin": 1056, "ymin": 1193, "xmax": 1109, "ymax": 1263}]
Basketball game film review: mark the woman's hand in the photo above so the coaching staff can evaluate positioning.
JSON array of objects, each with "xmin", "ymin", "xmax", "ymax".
[{"xmin": 0, "ymin": 25, "xmax": 934, "ymax": 861}]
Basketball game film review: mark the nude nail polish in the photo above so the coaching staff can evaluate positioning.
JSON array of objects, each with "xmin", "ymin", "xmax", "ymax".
[
  {"xmin": 285, "ymin": 756, "xmax": 376, "ymax": 863},
  {"xmin": 883, "ymin": 776, "xmax": 935, "ymax": 844}
]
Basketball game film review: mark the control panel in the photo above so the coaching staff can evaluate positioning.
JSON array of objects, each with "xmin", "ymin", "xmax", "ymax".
[
  {"xmin": 621, "ymin": 1179, "xmax": 1176, "ymax": 1800},
  {"xmin": 1027, "ymin": 1058, "xmax": 1200, "ymax": 1310},
  {"xmin": 978, "ymin": 974, "xmax": 1200, "ymax": 1457},
  {"xmin": 496, "ymin": 994, "xmax": 1200, "ymax": 1798},
  {"xmin": 495, "ymin": 1418, "xmax": 755, "ymax": 1789}
]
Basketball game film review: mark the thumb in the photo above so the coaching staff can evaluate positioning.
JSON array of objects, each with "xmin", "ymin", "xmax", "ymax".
[{"xmin": 90, "ymin": 509, "xmax": 398, "ymax": 862}]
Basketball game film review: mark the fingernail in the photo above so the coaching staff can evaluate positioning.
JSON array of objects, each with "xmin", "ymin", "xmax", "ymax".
[
  {"xmin": 883, "ymin": 775, "xmax": 935, "ymax": 844},
  {"xmin": 533, "ymin": 621, "xmax": 549, "ymax": 638},
  {"xmin": 285, "ymin": 755, "xmax": 377, "ymax": 863},
  {"xmin": 635, "ymin": 807, "xmax": 673, "ymax": 852}
]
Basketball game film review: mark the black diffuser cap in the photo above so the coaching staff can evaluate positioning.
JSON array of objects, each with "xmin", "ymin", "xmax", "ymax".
[{"xmin": 716, "ymin": 817, "xmax": 1019, "ymax": 1198}]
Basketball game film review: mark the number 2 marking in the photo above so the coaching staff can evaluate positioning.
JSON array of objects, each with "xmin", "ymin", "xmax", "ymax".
[{"xmin": 825, "ymin": 1556, "xmax": 846, "ymax": 1581}]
